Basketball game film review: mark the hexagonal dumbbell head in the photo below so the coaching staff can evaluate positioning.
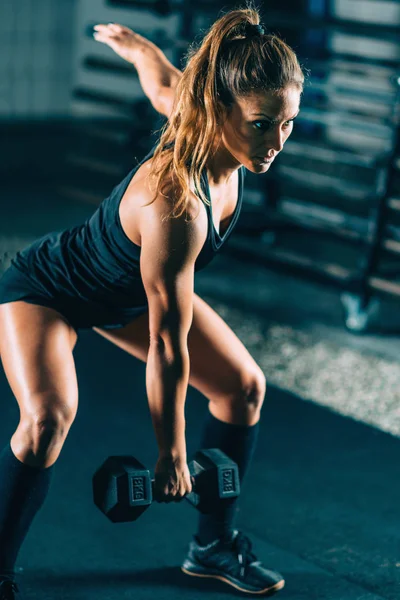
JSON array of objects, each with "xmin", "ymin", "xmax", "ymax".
[
  {"xmin": 186, "ymin": 448, "xmax": 240, "ymax": 513},
  {"xmin": 92, "ymin": 456, "xmax": 153, "ymax": 523}
]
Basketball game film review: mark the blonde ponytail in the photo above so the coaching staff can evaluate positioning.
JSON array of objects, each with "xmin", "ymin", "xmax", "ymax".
[{"xmin": 147, "ymin": 2, "xmax": 305, "ymax": 220}]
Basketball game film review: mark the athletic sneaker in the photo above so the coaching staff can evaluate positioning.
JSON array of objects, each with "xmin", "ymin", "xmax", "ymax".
[
  {"xmin": 181, "ymin": 529, "xmax": 285, "ymax": 596},
  {"xmin": 0, "ymin": 579, "xmax": 19, "ymax": 600}
]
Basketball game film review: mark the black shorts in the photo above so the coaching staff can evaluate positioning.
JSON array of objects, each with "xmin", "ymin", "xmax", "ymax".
[{"xmin": 0, "ymin": 265, "xmax": 148, "ymax": 333}]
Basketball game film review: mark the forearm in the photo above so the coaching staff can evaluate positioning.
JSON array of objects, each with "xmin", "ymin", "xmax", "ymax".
[
  {"xmin": 146, "ymin": 343, "xmax": 190, "ymax": 459},
  {"xmin": 129, "ymin": 34, "xmax": 181, "ymax": 109}
]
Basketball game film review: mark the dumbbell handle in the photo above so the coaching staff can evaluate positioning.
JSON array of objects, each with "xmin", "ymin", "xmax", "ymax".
[
  {"xmin": 148, "ymin": 453, "xmax": 239, "ymax": 510},
  {"xmin": 149, "ymin": 457, "xmax": 200, "ymax": 497},
  {"xmin": 149, "ymin": 475, "xmax": 196, "ymax": 496}
]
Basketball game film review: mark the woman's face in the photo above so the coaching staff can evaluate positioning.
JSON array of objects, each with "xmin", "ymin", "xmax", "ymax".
[{"xmin": 220, "ymin": 86, "xmax": 301, "ymax": 173}]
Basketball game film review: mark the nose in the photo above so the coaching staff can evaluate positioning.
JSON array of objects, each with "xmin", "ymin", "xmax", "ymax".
[{"xmin": 266, "ymin": 126, "xmax": 285, "ymax": 153}]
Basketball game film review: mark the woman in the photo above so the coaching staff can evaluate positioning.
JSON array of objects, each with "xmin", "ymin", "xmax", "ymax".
[{"xmin": 0, "ymin": 5, "xmax": 304, "ymax": 598}]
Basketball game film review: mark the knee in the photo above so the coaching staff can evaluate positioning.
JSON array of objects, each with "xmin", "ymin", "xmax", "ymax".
[
  {"xmin": 32, "ymin": 405, "xmax": 76, "ymax": 441},
  {"xmin": 212, "ymin": 368, "xmax": 266, "ymax": 426},
  {"xmin": 14, "ymin": 394, "xmax": 77, "ymax": 466},
  {"xmin": 239, "ymin": 368, "xmax": 267, "ymax": 414}
]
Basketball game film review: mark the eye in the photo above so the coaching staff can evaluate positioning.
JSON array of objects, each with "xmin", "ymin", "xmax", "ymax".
[
  {"xmin": 252, "ymin": 119, "xmax": 294, "ymax": 132},
  {"xmin": 252, "ymin": 120, "xmax": 270, "ymax": 131}
]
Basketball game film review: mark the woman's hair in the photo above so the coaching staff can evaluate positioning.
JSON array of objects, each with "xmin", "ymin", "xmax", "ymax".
[{"xmin": 147, "ymin": 2, "xmax": 306, "ymax": 220}]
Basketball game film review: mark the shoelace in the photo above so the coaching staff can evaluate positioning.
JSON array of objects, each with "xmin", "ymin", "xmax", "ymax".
[
  {"xmin": 0, "ymin": 579, "xmax": 19, "ymax": 600},
  {"xmin": 232, "ymin": 532, "xmax": 259, "ymax": 578}
]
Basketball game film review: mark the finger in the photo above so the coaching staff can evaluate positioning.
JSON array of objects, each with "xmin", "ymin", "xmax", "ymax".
[
  {"xmin": 93, "ymin": 24, "xmax": 110, "ymax": 31},
  {"xmin": 93, "ymin": 33, "xmax": 107, "ymax": 43},
  {"xmin": 108, "ymin": 23, "xmax": 125, "ymax": 33},
  {"xmin": 93, "ymin": 33, "xmax": 119, "ymax": 44},
  {"xmin": 93, "ymin": 29, "xmax": 120, "ymax": 39},
  {"xmin": 173, "ymin": 486, "xmax": 184, "ymax": 501},
  {"xmin": 93, "ymin": 24, "xmax": 123, "ymax": 40},
  {"xmin": 109, "ymin": 23, "xmax": 134, "ymax": 35},
  {"xmin": 163, "ymin": 484, "xmax": 175, "ymax": 499}
]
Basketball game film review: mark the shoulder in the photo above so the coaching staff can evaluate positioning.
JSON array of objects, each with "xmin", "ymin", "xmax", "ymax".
[{"xmin": 128, "ymin": 158, "xmax": 208, "ymax": 260}]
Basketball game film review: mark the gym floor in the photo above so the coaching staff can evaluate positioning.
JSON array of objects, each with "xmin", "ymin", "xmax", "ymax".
[{"xmin": 1, "ymin": 182, "xmax": 400, "ymax": 599}]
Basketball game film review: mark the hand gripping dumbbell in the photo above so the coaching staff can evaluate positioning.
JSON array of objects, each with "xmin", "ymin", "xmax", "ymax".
[{"xmin": 92, "ymin": 448, "xmax": 240, "ymax": 523}]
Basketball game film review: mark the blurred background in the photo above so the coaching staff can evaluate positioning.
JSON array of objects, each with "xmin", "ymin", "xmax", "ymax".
[
  {"xmin": 1, "ymin": 0, "xmax": 400, "ymax": 431},
  {"xmin": 1, "ymin": 1, "xmax": 400, "ymax": 599}
]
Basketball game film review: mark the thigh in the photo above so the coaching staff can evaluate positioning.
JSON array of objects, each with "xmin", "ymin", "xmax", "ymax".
[
  {"xmin": 0, "ymin": 301, "xmax": 78, "ymax": 418},
  {"xmin": 93, "ymin": 294, "xmax": 262, "ymax": 401}
]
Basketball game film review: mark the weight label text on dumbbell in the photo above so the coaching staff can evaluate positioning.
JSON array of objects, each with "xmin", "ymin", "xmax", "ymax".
[
  {"xmin": 222, "ymin": 469, "xmax": 235, "ymax": 493},
  {"xmin": 132, "ymin": 476, "xmax": 147, "ymax": 501}
]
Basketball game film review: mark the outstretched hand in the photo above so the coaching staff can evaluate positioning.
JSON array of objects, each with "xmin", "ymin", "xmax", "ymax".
[{"xmin": 93, "ymin": 23, "xmax": 140, "ymax": 63}]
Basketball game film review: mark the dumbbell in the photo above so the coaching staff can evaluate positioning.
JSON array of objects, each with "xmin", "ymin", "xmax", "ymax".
[{"xmin": 92, "ymin": 448, "xmax": 240, "ymax": 523}]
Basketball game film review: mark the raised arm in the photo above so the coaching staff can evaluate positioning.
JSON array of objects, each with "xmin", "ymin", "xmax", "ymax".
[
  {"xmin": 93, "ymin": 23, "xmax": 182, "ymax": 117},
  {"xmin": 139, "ymin": 189, "xmax": 205, "ymax": 477}
]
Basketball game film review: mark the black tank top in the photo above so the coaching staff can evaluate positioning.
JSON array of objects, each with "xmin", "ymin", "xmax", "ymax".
[{"xmin": 10, "ymin": 143, "xmax": 245, "ymax": 312}]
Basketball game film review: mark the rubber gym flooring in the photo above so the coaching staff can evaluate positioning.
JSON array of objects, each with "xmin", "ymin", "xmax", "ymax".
[{"xmin": 1, "ymin": 182, "xmax": 400, "ymax": 599}]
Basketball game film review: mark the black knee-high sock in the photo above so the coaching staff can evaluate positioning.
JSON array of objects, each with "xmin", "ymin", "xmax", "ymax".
[
  {"xmin": 0, "ymin": 444, "xmax": 53, "ymax": 580},
  {"xmin": 196, "ymin": 411, "xmax": 260, "ymax": 546}
]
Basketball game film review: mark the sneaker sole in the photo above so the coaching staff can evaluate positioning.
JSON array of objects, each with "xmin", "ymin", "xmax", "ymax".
[{"xmin": 181, "ymin": 562, "xmax": 285, "ymax": 596}]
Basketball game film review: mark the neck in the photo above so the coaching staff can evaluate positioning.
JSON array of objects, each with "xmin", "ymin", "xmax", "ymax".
[{"xmin": 205, "ymin": 140, "xmax": 241, "ymax": 186}]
